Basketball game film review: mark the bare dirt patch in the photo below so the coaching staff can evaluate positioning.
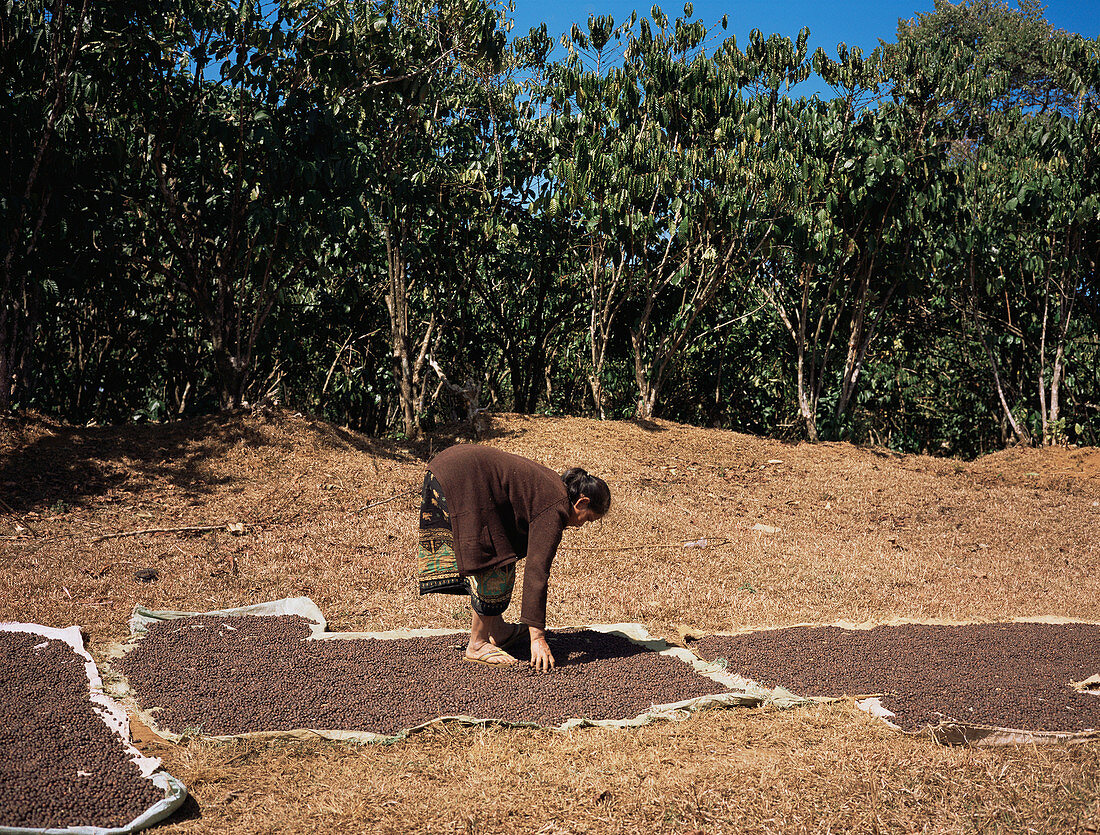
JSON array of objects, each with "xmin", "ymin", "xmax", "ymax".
[{"xmin": 2, "ymin": 410, "xmax": 1099, "ymax": 833}]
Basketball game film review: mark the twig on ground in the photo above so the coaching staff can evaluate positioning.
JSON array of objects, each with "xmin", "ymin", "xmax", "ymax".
[
  {"xmin": 92, "ymin": 524, "xmax": 229, "ymax": 542},
  {"xmin": 669, "ymin": 455, "xmax": 737, "ymax": 472},
  {"xmin": 0, "ymin": 495, "xmax": 41, "ymax": 537},
  {"xmin": 90, "ymin": 488, "xmax": 311, "ymax": 543},
  {"xmin": 358, "ymin": 489, "xmax": 418, "ymax": 513},
  {"xmin": 561, "ymin": 537, "xmax": 731, "ymax": 552}
]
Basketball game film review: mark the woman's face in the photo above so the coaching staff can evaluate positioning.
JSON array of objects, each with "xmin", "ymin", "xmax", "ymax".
[{"xmin": 567, "ymin": 497, "xmax": 603, "ymax": 528}]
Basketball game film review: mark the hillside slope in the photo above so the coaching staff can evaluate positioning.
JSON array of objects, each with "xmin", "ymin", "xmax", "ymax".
[
  {"xmin": 3, "ymin": 411, "xmax": 1097, "ymax": 644},
  {"xmin": 3, "ymin": 411, "xmax": 1099, "ymax": 834}
]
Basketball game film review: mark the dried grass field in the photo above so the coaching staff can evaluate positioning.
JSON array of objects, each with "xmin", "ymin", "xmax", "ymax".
[{"xmin": 3, "ymin": 410, "xmax": 1100, "ymax": 834}]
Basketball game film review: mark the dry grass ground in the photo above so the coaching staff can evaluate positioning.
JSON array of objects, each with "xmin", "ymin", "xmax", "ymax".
[{"xmin": 2, "ymin": 410, "xmax": 1099, "ymax": 834}]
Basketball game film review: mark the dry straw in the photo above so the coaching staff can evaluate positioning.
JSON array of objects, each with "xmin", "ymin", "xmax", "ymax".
[{"xmin": 2, "ymin": 411, "xmax": 1099, "ymax": 833}]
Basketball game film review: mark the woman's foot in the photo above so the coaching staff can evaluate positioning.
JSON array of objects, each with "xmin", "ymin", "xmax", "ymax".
[
  {"xmin": 464, "ymin": 642, "xmax": 517, "ymax": 667},
  {"xmin": 489, "ymin": 622, "xmax": 529, "ymax": 652}
]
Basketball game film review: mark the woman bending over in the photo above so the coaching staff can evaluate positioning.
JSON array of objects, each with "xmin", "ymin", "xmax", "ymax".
[{"xmin": 417, "ymin": 444, "xmax": 610, "ymax": 671}]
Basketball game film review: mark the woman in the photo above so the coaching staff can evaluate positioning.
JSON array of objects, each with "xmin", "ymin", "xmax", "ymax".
[{"xmin": 417, "ymin": 444, "xmax": 610, "ymax": 671}]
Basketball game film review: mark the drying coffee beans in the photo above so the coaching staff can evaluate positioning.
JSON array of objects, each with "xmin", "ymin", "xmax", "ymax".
[
  {"xmin": 693, "ymin": 621, "xmax": 1100, "ymax": 731},
  {"xmin": 0, "ymin": 631, "xmax": 166, "ymax": 829},
  {"xmin": 117, "ymin": 616, "xmax": 730, "ymax": 737}
]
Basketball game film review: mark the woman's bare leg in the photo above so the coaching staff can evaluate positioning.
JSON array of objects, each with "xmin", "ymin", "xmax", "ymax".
[{"xmin": 467, "ymin": 611, "xmax": 517, "ymax": 658}]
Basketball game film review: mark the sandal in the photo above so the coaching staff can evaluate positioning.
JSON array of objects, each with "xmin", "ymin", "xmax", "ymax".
[
  {"xmin": 491, "ymin": 623, "xmax": 529, "ymax": 653},
  {"xmin": 464, "ymin": 646, "xmax": 518, "ymax": 668}
]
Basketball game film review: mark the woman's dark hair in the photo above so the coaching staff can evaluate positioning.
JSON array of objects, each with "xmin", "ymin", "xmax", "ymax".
[{"xmin": 561, "ymin": 467, "xmax": 611, "ymax": 516}]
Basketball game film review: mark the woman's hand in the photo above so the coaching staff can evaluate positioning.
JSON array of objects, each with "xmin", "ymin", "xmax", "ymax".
[{"xmin": 528, "ymin": 627, "xmax": 555, "ymax": 671}]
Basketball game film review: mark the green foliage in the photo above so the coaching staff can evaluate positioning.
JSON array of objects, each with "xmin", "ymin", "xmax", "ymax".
[{"xmin": 3, "ymin": 0, "xmax": 1098, "ymax": 457}]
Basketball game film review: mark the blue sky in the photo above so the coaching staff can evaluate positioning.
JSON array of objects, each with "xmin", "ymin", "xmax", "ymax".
[{"xmin": 507, "ymin": 0, "xmax": 1100, "ymax": 96}]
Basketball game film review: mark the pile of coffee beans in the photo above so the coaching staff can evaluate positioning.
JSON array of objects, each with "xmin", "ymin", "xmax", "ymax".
[
  {"xmin": 117, "ymin": 616, "xmax": 730, "ymax": 736},
  {"xmin": 692, "ymin": 622, "xmax": 1100, "ymax": 731},
  {"xmin": 0, "ymin": 631, "xmax": 167, "ymax": 829}
]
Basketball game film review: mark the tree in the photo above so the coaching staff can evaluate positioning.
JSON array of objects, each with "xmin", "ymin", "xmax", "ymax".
[
  {"xmin": 759, "ymin": 42, "xmax": 961, "ymax": 441},
  {"xmin": 549, "ymin": 10, "xmax": 807, "ymax": 420},
  {"xmin": 308, "ymin": 0, "xmax": 507, "ymax": 437},
  {"xmin": 623, "ymin": 20, "xmax": 805, "ymax": 420},
  {"xmin": 895, "ymin": 2, "xmax": 1100, "ymax": 445},
  {"xmin": 956, "ymin": 98, "xmax": 1099, "ymax": 445},
  {"xmin": 891, "ymin": 0, "xmax": 1084, "ymax": 117},
  {"xmin": 2, "ymin": 0, "xmax": 93, "ymax": 410},
  {"xmin": 120, "ymin": 0, "xmax": 350, "ymax": 410},
  {"xmin": 545, "ymin": 12, "xmax": 634, "ymax": 418},
  {"xmin": 461, "ymin": 25, "xmax": 581, "ymax": 414}
]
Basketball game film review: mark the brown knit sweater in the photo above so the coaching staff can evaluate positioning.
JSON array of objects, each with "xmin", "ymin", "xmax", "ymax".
[{"xmin": 428, "ymin": 445, "xmax": 571, "ymax": 629}]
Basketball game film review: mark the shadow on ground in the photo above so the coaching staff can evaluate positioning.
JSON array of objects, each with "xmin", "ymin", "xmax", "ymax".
[{"xmin": 0, "ymin": 410, "xmax": 421, "ymax": 512}]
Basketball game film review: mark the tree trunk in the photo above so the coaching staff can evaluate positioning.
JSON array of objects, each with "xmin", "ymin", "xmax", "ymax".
[
  {"xmin": 1050, "ymin": 342, "xmax": 1065, "ymax": 432},
  {"xmin": 0, "ymin": 283, "xmax": 41, "ymax": 412},
  {"xmin": 517, "ymin": 308, "xmax": 552, "ymax": 415},
  {"xmin": 205, "ymin": 265, "xmax": 249, "ymax": 410},
  {"xmin": 584, "ymin": 245, "xmax": 628, "ymax": 421},
  {"xmin": 836, "ymin": 270, "xmax": 870, "ymax": 420},
  {"xmin": 1037, "ymin": 260, "xmax": 1075, "ymax": 446},
  {"xmin": 508, "ymin": 342, "xmax": 546, "ymax": 415},
  {"xmin": 1038, "ymin": 268, "xmax": 1052, "ymax": 444},
  {"xmin": 587, "ymin": 372, "xmax": 606, "ymax": 420},
  {"xmin": 977, "ymin": 328, "xmax": 1030, "ymax": 446},
  {"xmin": 213, "ymin": 344, "xmax": 247, "ymax": 410},
  {"xmin": 384, "ymin": 223, "xmax": 418, "ymax": 438},
  {"xmin": 967, "ymin": 256, "xmax": 1030, "ymax": 446},
  {"xmin": 0, "ymin": 303, "xmax": 13, "ymax": 412},
  {"xmin": 796, "ymin": 346, "xmax": 820, "ymax": 442},
  {"xmin": 587, "ymin": 305, "xmax": 608, "ymax": 420},
  {"xmin": 767, "ymin": 266, "xmax": 821, "ymax": 442},
  {"xmin": 635, "ymin": 387, "xmax": 658, "ymax": 420},
  {"xmin": 630, "ymin": 327, "xmax": 658, "ymax": 419},
  {"xmin": 835, "ymin": 268, "xmax": 900, "ymax": 422}
]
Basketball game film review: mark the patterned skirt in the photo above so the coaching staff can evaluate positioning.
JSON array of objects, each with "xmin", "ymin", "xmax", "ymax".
[{"xmin": 417, "ymin": 471, "xmax": 515, "ymax": 616}]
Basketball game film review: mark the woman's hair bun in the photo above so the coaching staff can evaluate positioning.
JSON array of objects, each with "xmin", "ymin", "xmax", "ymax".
[{"xmin": 561, "ymin": 467, "xmax": 611, "ymax": 515}]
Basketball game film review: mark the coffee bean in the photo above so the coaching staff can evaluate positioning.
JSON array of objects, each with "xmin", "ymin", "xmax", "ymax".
[
  {"xmin": 693, "ymin": 622, "xmax": 1100, "ymax": 731},
  {"xmin": 0, "ymin": 632, "xmax": 166, "ymax": 829},
  {"xmin": 117, "ymin": 616, "xmax": 730, "ymax": 737}
]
